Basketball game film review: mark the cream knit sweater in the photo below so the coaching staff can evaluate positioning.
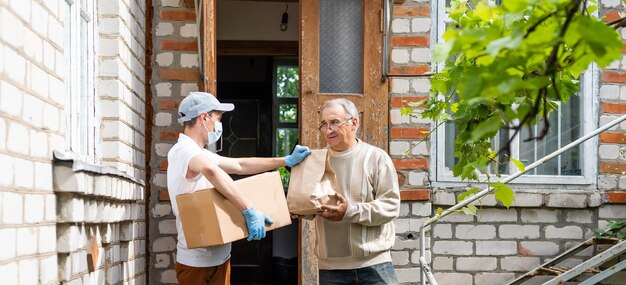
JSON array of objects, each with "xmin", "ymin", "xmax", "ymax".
[{"xmin": 316, "ymin": 139, "xmax": 401, "ymax": 270}]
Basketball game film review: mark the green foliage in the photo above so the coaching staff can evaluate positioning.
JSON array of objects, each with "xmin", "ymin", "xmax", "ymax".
[
  {"xmin": 277, "ymin": 166, "xmax": 290, "ymax": 188},
  {"xmin": 492, "ymin": 182, "xmax": 514, "ymax": 208},
  {"xmin": 594, "ymin": 219, "xmax": 626, "ymax": 239},
  {"xmin": 276, "ymin": 66, "xmax": 299, "ymax": 98},
  {"xmin": 421, "ymin": 0, "xmax": 622, "ymax": 206},
  {"xmin": 457, "ymin": 187, "xmax": 479, "ymax": 202}
]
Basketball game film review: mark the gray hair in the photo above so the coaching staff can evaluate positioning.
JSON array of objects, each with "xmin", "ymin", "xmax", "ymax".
[{"xmin": 319, "ymin": 98, "xmax": 359, "ymax": 124}]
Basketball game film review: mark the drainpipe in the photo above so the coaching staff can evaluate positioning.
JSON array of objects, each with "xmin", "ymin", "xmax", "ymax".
[{"xmin": 418, "ymin": 114, "xmax": 626, "ymax": 285}]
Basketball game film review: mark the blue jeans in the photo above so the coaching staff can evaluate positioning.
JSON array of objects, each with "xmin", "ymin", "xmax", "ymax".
[{"xmin": 319, "ymin": 262, "xmax": 399, "ymax": 285}]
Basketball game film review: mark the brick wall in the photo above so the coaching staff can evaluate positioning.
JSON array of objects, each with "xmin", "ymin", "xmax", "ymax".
[
  {"xmin": 148, "ymin": 0, "xmax": 199, "ymax": 283},
  {"xmin": 0, "ymin": 0, "xmax": 148, "ymax": 284},
  {"xmin": 386, "ymin": 0, "xmax": 626, "ymax": 284},
  {"xmin": 0, "ymin": 0, "xmax": 68, "ymax": 283}
]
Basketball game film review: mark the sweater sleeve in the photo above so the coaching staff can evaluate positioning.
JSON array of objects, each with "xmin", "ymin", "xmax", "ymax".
[{"xmin": 342, "ymin": 149, "xmax": 401, "ymax": 226}]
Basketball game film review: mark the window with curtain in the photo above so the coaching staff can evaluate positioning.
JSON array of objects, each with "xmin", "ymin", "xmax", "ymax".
[
  {"xmin": 64, "ymin": 0, "xmax": 98, "ymax": 160},
  {"xmin": 435, "ymin": 0, "xmax": 596, "ymax": 184}
]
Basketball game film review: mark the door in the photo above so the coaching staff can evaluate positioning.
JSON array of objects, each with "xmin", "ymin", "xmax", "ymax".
[{"xmin": 298, "ymin": 0, "xmax": 389, "ymax": 283}]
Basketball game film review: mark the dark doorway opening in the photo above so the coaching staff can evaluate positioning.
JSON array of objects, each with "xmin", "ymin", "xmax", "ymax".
[{"xmin": 217, "ymin": 55, "xmax": 299, "ymax": 285}]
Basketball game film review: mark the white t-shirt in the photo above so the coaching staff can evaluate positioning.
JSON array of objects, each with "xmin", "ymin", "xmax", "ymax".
[{"xmin": 167, "ymin": 133, "xmax": 231, "ymax": 267}]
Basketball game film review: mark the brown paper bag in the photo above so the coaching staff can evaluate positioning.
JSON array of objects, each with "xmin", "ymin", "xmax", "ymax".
[{"xmin": 287, "ymin": 149, "xmax": 339, "ymax": 215}]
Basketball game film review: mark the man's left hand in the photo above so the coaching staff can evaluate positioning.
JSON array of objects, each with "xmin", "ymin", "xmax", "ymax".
[{"xmin": 319, "ymin": 193, "xmax": 348, "ymax": 221}]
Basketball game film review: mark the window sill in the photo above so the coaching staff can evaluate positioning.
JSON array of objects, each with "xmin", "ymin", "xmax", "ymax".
[{"xmin": 53, "ymin": 150, "xmax": 145, "ymax": 186}]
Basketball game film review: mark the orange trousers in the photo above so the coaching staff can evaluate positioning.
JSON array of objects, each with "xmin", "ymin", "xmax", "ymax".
[{"xmin": 175, "ymin": 259, "xmax": 231, "ymax": 285}]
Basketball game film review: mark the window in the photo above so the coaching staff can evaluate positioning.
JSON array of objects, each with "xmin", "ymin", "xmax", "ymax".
[
  {"xmin": 273, "ymin": 59, "xmax": 299, "ymax": 186},
  {"xmin": 64, "ymin": 0, "xmax": 98, "ymax": 160},
  {"xmin": 434, "ymin": 1, "xmax": 597, "ymax": 185}
]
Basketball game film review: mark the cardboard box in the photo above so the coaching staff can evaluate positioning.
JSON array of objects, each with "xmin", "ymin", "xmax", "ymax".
[{"xmin": 176, "ymin": 171, "xmax": 292, "ymax": 248}]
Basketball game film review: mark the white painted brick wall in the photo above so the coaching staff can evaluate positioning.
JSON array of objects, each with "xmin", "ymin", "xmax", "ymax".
[
  {"xmin": 499, "ymin": 225, "xmax": 540, "ymax": 239},
  {"xmin": 16, "ymin": 227, "xmax": 38, "ymax": 256},
  {"xmin": 432, "ymin": 256, "xmax": 453, "ymax": 270},
  {"xmin": 391, "ymin": 49, "xmax": 410, "ymax": 64},
  {"xmin": 0, "ymin": 154, "xmax": 11, "ymax": 186},
  {"xmin": 600, "ymin": 84, "xmax": 620, "ymax": 99},
  {"xmin": 392, "ymin": 78, "xmax": 410, "ymax": 93},
  {"xmin": 180, "ymin": 82, "xmax": 198, "ymax": 96},
  {"xmin": 0, "ymin": 228, "xmax": 16, "ymax": 261},
  {"xmin": 411, "ymin": 48, "xmax": 431, "ymax": 63},
  {"xmin": 23, "ymin": 194, "xmax": 44, "ymax": 223},
  {"xmin": 501, "ymin": 256, "xmax": 541, "ymax": 271},
  {"xmin": 456, "ymin": 257, "xmax": 497, "ymax": 271},
  {"xmin": 411, "ymin": 18, "xmax": 431, "ymax": 33},
  {"xmin": 545, "ymin": 225, "xmax": 583, "ymax": 239},
  {"xmin": 19, "ymin": 258, "xmax": 38, "ymax": 285},
  {"xmin": 432, "ymin": 241, "xmax": 473, "ymax": 255},
  {"xmin": 475, "ymin": 273, "xmax": 516, "ymax": 284},
  {"xmin": 392, "ymin": 19, "xmax": 410, "ymax": 33},
  {"xmin": 156, "ymin": 52, "xmax": 174, "ymax": 67},
  {"xmin": 456, "ymin": 225, "xmax": 496, "ymax": 239},
  {"xmin": 433, "ymin": 273, "xmax": 472, "ymax": 285},
  {"xmin": 519, "ymin": 241, "xmax": 559, "ymax": 256},
  {"xmin": 391, "ymin": 251, "xmax": 409, "ymax": 266},
  {"xmin": 475, "ymin": 241, "xmax": 517, "ymax": 255},
  {"xmin": 180, "ymin": 23, "xmax": 197, "ymax": 38},
  {"xmin": 520, "ymin": 209, "xmax": 558, "ymax": 223},
  {"xmin": 411, "ymin": 78, "xmax": 430, "ymax": 93},
  {"xmin": 39, "ymin": 255, "xmax": 57, "ymax": 284},
  {"xmin": 2, "ymin": 191, "xmax": 23, "ymax": 224}
]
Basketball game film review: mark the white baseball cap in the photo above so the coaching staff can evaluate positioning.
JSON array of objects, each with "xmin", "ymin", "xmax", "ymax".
[{"xmin": 177, "ymin": 92, "xmax": 234, "ymax": 124}]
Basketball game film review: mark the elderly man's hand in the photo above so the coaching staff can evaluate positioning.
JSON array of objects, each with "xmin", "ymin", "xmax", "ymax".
[{"xmin": 318, "ymin": 193, "xmax": 348, "ymax": 221}]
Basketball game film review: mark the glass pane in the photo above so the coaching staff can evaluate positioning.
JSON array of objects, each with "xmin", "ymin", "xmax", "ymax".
[
  {"xmin": 276, "ymin": 128, "xmax": 298, "ymax": 187},
  {"xmin": 276, "ymin": 128, "xmax": 298, "ymax": 158},
  {"xmin": 276, "ymin": 66, "xmax": 299, "ymax": 98},
  {"xmin": 518, "ymin": 98, "xmax": 581, "ymax": 176},
  {"xmin": 560, "ymin": 95, "xmax": 582, "ymax": 175},
  {"xmin": 319, "ymin": 0, "xmax": 363, "ymax": 94},
  {"xmin": 444, "ymin": 121, "xmax": 457, "ymax": 172},
  {"xmin": 279, "ymin": 104, "xmax": 297, "ymax": 123}
]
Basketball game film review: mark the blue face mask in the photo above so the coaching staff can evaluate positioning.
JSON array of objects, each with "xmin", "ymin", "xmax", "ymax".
[
  {"xmin": 208, "ymin": 120, "xmax": 222, "ymax": 145},
  {"xmin": 203, "ymin": 116, "xmax": 223, "ymax": 148}
]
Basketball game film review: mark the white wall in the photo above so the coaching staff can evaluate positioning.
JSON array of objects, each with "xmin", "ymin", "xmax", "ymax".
[{"xmin": 217, "ymin": 1, "xmax": 299, "ymax": 41}]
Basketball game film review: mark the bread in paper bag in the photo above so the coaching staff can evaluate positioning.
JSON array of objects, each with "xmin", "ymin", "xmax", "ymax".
[{"xmin": 286, "ymin": 149, "xmax": 339, "ymax": 215}]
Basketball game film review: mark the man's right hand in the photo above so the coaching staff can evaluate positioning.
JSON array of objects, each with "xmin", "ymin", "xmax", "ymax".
[{"xmin": 242, "ymin": 207, "xmax": 273, "ymax": 241}]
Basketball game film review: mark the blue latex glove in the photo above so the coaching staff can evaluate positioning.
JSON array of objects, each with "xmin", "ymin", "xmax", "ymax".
[
  {"xmin": 285, "ymin": 145, "xmax": 311, "ymax": 167},
  {"xmin": 242, "ymin": 207, "xmax": 273, "ymax": 241}
]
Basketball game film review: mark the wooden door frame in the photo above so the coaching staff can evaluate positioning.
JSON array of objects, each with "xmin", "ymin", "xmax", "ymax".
[
  {"xmin": 201, "ymin": 0, "xmax": 217, "ymax": 94},
  {"xmin": 299, "ymin": 1, "xmax": 389, "ymax": 284}
]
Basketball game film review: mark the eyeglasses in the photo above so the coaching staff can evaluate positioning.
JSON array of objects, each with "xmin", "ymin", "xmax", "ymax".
[{"xmin": 318, "ymin": 117, "xmax": 353, "ymax": 132}]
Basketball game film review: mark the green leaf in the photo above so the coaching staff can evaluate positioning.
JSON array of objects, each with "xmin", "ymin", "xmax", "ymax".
[
  {"xmin": 492, "ymin": 182, "xmax": 514, "ymax": 208},
  {"xmin": 437, "ymin": 207, "xmax": 443, "ymax": 217},
  {"xmin": 510, "ymin": 157, "xmax": 526, "ymax": 172},
  {"xmin": 450, "ymin": 102, "xmax": 460, "ymax": 113},
  {"xmin": 433, "ymin": 40, "xmax": 455, "ymax": 63},
  {"xmin": 457, "ymin": 187, "xmax": 479, "ymax": 202},
  {"xmin": 470, "ymin": 115, "xmax": 502, "ymax": 141},
  {"xmin": 485, "ymin": 34, "xmax": 523, "ymax": 56},
  {"xmin": 400, "ymin": 106, "xmax": 413, "ymax": 116}
]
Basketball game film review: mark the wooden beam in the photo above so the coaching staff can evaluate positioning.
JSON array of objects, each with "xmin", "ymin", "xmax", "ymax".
[
  {"xmin": 217, "ymin": 40, "xmax": 298, "ymax": 56},
  {"xmin": 219, "ymin": 0, "xmax": 298, "ymax": 2}
]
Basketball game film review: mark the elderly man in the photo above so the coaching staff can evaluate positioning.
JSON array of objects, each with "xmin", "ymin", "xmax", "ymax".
[
  {"xmin": 167, "ymin": 92, "xmax": 310, "ymax": 285},
  {"xmin": 315, "ymin": 98, "xmax": 401, "ymax": 285}
]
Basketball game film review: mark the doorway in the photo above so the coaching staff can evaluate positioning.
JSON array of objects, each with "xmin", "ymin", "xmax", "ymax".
[{"xmin": 216, "ymin": 55, "xmax": 299, "ymax": 284}]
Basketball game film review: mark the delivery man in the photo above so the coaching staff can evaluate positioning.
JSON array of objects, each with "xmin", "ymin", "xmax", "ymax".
[{"xmin": 167, "ymin": 92, "xmax": 310, "ymax": 285}]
